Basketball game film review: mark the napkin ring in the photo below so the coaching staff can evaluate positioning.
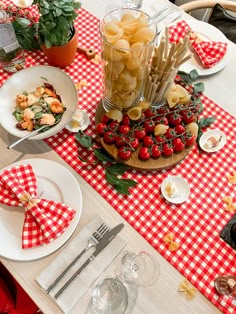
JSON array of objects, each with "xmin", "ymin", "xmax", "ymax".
[{"xmin": 19, "ymin": 192, "xmax": 40, "ymax": 210}]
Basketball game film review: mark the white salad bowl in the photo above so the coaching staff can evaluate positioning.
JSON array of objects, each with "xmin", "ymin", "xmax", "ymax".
[{"xmin": 0, "ymin": 65, "xmax": 78, "ymax": 140}]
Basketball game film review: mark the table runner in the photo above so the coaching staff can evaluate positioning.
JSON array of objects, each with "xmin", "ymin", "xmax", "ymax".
[{"xmin": 1, "ymin": 4, "xmax": 236, "ymax": 313}]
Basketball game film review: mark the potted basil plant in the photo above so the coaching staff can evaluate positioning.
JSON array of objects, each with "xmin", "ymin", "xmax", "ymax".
[{"xmin": 33, "ymin": 0, "xmax": 81, "ymax": 67}]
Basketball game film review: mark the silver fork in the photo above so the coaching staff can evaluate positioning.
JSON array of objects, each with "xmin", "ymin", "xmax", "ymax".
[{"xmin": 46, "ymin": 222, "xmax": 110, "ymax": 293}]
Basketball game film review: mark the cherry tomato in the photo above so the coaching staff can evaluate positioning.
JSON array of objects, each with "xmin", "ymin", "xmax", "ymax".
[
  {"xmin": 117, "ymin": 147, "xmax": 132, "ymax": 160},
  {"xmin": 162, "ymin": 143, "xmax": 174, "ymax": 157},
  {"xmin": 157, "ymin": 106, "xmax": 169, "ymax": 115},
  {"xmin": 103, "ymin": 130, "xmax": 116, "ymax": 144},
  {"xmin": 184, "ymin": 134, "xmax": 196, "ymax": 147},
  {"xmin": 175, "ymin": 124, "xmax": 186, "ymax": 135},
  {"xmin": 181, "ymin": 110, "xmax": 195, "ymax": 124},
  {"xmin": 134, "ymin": 127, "xmax": 146, "ymax": 141},
  {"xmin": 101, "ymin": 114, "xmax": 110, "ymax": 124},
  {"xmin": 143, "ymin": 135, "xmax": 154, "ymax": 147},
  {"xmin": 156, "ymin": 116, "xmax": 168, "ymax": 126},
  {"xmin": 109, "ymin": 120, "xmax": 119, "ymax": 130},
  {"xmin": 144, "ymin": 119, "xmax": 155, "ymax": 133},
  {"xmin": 139, "ymin": 146, "xmax": 150, "ymax": 160},
  {"xmin": 155, "ymin": 135, "xmax": 165, "ymax": 144},
  {"xmin": 167, "ymin": 112, "xmax": 182, "ymax": 126},
  {"xmin": 129, "ymin": 138, "xmax": 139, "ymax": 150},
  {"xmin": 115, "ymin": 136, "xmax": 126, "ymax": 148},
  {"xmin": 121, "ymin": 114, "xmax": 130, "ymax": 126},
  {"xmin": 172, "ymin": 137, "xmax": 185, "ymax": 152},
  {"xmin": 145, "ymin": 107, "xmax": 156, "ymax": 118},
  {"xmin": 118, "ymin": 124, "xmax": 130, "ymax": 135},
  {"xmin": 96, "ymin": 123, "xmax": 106, "ymax": 136},
  {"xmin": 137, "ymin": 112, "xmax": 146, "ymax": 123},
  {"xmin": 151, "ymin": 145, "xmax": 161, "ymax": 158},
  {"xmin": 165, "ymin": 128, "xmax": 176, "ymax": 140}
]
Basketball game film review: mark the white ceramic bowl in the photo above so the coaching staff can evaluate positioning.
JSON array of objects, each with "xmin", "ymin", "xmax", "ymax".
[
  {"xmin": 199, "ymin": 129, "xmax": 226, "ymax": 153},
  {"xmin": 66, "ymin": 109, "xmax": 90, "ymax": 133},
  {"xmin": 0, "ymin": 65, "xmax": 78, "ymax": 140},
  {"xmin": 161, "ymin": 175, "xmax": 190, "ymax": 204}
]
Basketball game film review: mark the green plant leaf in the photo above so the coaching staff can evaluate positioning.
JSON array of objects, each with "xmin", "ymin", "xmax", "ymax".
[
  {"xmin": 177, "ymin": 69, "xmax": 199, "ymax": 84},
  {"xmin": 105, "ymin": 171, "xmax": 137, "ymax": 195},
  {"xmin": 107, "ymin": 164, "xmax": 128, "ymax": 175},
  {"xmin": 193, "ymin": 82, "xmax": 204, "ymax": 94},
  {"xmin": 189, "ymin": 69, "xmax": 199, "ymax": 82},
  {"xmin": 113, "ymin": 184, "xmax": 131, "ymax": 195},
  {"xmin": 94, "ymin": 148, "xmax": 114, "ymax": 162},
  {"xmin": 198, "ymin": 117, "xmax": 216, "ymax": 129},
  {"xmin": 75, "ymin": 131, "xmax": 93, "ymax": 148}
]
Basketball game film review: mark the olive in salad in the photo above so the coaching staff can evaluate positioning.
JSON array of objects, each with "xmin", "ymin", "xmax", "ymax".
[{"xmin": 13, "ymin": 82, "xmax": 66, "ymax": 132}]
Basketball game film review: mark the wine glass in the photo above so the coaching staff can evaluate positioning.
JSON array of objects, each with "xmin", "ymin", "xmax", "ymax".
[
  {"xmin": 86, "ymin": 278, "xmax": 128, "ymax": 314},
  {"xmin": 113, "ymin": 250, "xmax": 160, "ymax": 287}
]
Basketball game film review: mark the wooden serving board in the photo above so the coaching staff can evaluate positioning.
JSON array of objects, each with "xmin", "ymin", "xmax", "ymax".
[{"xmin": 95, "ymin": 101, "xmax": 193, "ymax": 171}]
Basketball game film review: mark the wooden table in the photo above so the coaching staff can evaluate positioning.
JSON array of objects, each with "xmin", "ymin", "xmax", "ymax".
[{"xmin": 1, "ymin": 0, "xmax": 235, "ymax": 313}]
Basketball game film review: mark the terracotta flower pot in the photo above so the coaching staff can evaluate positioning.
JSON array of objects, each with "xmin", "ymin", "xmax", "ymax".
[{"xmin": 41, "ymin": 28, "xmax": 78, "ymax": 67}]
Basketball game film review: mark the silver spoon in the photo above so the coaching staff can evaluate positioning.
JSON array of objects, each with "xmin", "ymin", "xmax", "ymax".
[{"xmin": 7, "ymin": 117, "xmax": 63, "ymax": 149}]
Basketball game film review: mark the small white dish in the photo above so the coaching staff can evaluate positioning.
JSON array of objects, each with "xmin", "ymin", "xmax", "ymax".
[
  {"xmin": 199, "ymin": 129, "xmax": 226, "ymax": 153},
  {"xmin": 66, "ymin": 109, "xmax": 90, "ymax": 133},
  {"xmin": 161, "ymin": 175, "xmax": 190, "ymax": 204}
]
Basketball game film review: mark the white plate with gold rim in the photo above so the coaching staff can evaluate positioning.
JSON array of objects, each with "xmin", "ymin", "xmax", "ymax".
[{"xmin": 0, "ymin": 158, "xmax": 82, "ymax": 261}]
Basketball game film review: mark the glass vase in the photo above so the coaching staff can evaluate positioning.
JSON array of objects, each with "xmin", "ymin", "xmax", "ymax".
[{"xmin": 99, "ymin": 8, "xmax": 157, "ymax": 112}]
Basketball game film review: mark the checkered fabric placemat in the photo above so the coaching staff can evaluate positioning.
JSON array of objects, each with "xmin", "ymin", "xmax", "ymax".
[{"xmin": 1, "ymin": 4, "xmax": 236, "ymax": 313}]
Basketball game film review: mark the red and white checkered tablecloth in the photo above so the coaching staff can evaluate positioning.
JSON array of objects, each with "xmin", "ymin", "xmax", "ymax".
[{"xmin": 1, "ymin": 4, "xmax": 236, "ymax": 313}]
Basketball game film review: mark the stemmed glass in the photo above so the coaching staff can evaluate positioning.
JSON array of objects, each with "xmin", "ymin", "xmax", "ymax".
[
  {"xmin": 86, "ymin": 250, "xmax": 160, "ymax": 313},
  {"xmin": 113, "ymin": 250, "xmax": 160, "ymax": 287}
]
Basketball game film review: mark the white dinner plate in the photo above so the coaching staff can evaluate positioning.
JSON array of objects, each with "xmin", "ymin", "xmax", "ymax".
[
  {"xmin": 0, "ymin": 65, "xmax": 78, "ymax": 140},
  {"xmin": 0, "ymin": 159, "xmax": 82, "ymax": 261},
  {"xmin": 179, "ymin": 20, "xmax": 231, "ymax": 76},
  {"xmin": 199, "ymin": 128, "xmax": 226, "ymax": 153},
  {"xmin": 161, "ymin": 175, "xmax": 190, "ymax": 204}
]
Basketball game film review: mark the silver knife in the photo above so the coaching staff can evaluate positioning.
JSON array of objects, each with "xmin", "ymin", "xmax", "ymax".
[{"xmin": 54, "ymin": 223, "xmax": 124, "ymax": 299}]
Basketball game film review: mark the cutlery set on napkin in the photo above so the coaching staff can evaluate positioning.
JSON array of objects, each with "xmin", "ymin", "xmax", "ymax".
[{"xmin": 36, "ymin": 215, "xmax": 126, "ymax": 313}]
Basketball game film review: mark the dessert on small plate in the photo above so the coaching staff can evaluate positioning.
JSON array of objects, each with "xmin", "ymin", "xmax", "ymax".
[
  {"xmin": 66, "ymin": 109, "xmax": 90, "ymax": 133},
  {"xmin": 199, "ymin": 129, "xmax": 226, "ymax": 153},
  {"xmin": 161, "ymin": 175, "xmax": 190, "ymax": 204}
]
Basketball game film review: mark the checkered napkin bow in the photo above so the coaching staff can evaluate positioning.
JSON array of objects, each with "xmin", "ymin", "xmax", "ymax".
[
  {"xmin": 168, "ymin": 20, "xmax": 227, "ymax": 68},
  {"xmin": 0, "ymin": 164, "xmax": 76, "ymax": 249}
]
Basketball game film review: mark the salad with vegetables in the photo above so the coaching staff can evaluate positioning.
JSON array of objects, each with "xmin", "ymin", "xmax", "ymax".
[{"xmin": 13, "ymin": 82, "xmax": 66, "ymax": 132}]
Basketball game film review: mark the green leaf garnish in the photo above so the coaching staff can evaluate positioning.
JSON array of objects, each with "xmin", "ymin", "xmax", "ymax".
[
  {"xmin": 94, "ymin": 148, "xmax": 114, "ymax": 162},
  {"xmin": 193, "ymin": 82, "xmax": 204, "ymax": 94},
  {"xmin": 75, "ymin": 131, "xmax": 93, "ymax": 149}
]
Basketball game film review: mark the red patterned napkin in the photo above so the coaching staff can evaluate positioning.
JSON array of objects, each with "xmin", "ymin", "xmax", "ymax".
[
  {"xmin": 168, "ymin": 20, "xmax": 228, "ymax": 68},
  {"xmin": 0, "ymin": 164, "xmax": 76, "ymax": 249}
]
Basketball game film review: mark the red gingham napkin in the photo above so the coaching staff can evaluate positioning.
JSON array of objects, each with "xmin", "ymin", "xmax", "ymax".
[
  {"xmin": 0, "ymin": 164, "xmax": 76, "ymax": 249},
  {"xmin": 169, "ymin": 20, "xmax": 228, "ymax": 68}
]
